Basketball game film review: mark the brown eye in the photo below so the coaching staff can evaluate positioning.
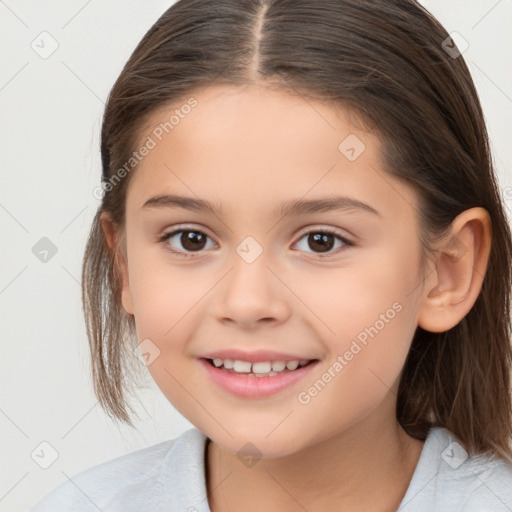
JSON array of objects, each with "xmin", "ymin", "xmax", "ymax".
[
  {"xmin": 179, "ymin": 231, "xmax": 207, "ymax": 251},
  {"xmin": 160, "ymin": 229, "xmax": 215, "ymax": 257},
  {"xmin": 308, "ymin": 233, "xmax": 336, "ymax": 252},
  {"xmin": 294, "ymin": 229, "xmax": 352, "ymax": 255}
]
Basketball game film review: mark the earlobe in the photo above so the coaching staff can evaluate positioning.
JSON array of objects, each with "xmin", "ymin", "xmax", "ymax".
[
  {"xmin": 417, "ymin": 207, "xmax": 492, "ymax": 333},
  {"xmin": 100, "ymin": 211, "xmax": 134, "ymax": 316}
]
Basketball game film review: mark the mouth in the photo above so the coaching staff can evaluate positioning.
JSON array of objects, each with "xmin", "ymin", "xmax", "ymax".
[
  {"xmin": 199, "ymin": 357, "xmax": 320, "ymax": 398},
  {"xmin": 204, "ymin": 357, "xmax": 316, "ymax": 376}
]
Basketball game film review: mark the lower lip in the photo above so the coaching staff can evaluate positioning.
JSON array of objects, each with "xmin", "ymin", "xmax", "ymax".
[{"xmin": 199, "ymin": 358, "xmax": 319, "ymax": 398}]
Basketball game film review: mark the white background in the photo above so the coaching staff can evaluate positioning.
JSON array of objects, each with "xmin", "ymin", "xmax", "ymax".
[{"xmin": 1, "ymin": 1, "xmax": 511, "ymax": 510}]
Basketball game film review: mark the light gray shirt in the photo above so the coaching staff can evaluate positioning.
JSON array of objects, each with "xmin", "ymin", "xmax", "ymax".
[{"xmin": 28, "ymin": 426, "xmax": 512, "ymax": 511}]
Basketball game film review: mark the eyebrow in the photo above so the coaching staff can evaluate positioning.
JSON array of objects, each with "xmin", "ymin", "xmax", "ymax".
[{"xmin": 141, "ymin": 194, "xmax": 381, "ymax": 218}]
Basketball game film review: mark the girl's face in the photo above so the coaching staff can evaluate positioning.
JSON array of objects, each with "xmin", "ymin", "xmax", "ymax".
[{"xmin": 118, "ymin": 84, "xmax": 430, "ymax": 457}]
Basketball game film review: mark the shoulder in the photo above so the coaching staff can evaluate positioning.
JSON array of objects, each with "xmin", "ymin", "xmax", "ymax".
[
  {"xmin": 399, "ymin": 427, "xmax": 512, "ymax": 512},
  {"xmin": 28, "ymin": 428, "xmax": 209, "ymax": 512}
]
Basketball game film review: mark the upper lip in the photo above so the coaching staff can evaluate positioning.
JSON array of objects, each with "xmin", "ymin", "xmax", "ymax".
[{"xmin": 201, "ymin": 349, "xmax": 317, "ymax": 363}]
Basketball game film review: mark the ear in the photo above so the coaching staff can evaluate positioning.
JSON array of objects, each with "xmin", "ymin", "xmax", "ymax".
[
  {"xmin": 100, "ymin": 211, "xmax": 134, "ymax": 316},
  {"xmin": 417, "ymin": 207, "xmax": 492, "ymax": 333}
]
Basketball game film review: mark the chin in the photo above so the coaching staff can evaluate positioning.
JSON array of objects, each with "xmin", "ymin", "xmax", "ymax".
[{"xmin": 208, "ymin": 427, "xmax": 308, "ymax": 461}]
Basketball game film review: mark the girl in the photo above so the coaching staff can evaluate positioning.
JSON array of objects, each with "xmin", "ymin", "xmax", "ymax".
[{"xmin": 30, "ymin": 0, "xmax": 512, "ymax": 510}]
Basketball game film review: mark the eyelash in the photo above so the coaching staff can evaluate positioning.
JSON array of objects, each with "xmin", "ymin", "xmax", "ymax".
[{"xmin": 158, "ymin": 226, "xmax": 355, "ymax": 259}]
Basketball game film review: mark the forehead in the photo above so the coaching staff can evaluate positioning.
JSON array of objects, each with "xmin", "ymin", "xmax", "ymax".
[{"xmin": 125, "ymin": 84, "xmax": 416, "ymax": 222}]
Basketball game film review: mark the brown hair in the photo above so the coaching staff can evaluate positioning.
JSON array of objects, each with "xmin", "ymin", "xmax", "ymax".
[{"xmin": 82, "ymin": 0, "xmax": 512, "ymax": 460}]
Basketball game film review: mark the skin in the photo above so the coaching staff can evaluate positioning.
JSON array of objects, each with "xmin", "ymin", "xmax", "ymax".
[{"xmin": 101, "ymin": 84, "xmax": 492, "ymax": 512}]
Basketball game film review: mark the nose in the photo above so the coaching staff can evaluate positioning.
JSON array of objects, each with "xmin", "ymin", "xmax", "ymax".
[{"xmin": 213, "ymin": 252, "xmax": 291, "ymax": 329}]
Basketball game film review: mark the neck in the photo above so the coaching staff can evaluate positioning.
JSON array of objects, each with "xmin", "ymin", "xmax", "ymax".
[{"xmin": 206, "ymin": 400, "xmax": 425, "ymax": 512}]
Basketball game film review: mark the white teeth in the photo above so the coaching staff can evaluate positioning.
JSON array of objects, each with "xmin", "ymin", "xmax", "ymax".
[
  {"xmin": 252, "ymin": 361, "xmax": 272, "ymax": 373},
  {"xmin": 209, "ymin": 357, "xmax": 312, "ymax": 375},
  {"xmin": 233, "ymin": 360, "xmax": 252, "ymax": 373},
  {"xmin": 271, "ymin": 361, "xmax": 286, "ymax": 372}
]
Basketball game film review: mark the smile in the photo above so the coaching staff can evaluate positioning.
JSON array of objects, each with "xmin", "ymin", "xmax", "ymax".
[{"xmin": 200, "ymin": 357, "xmax": 319, "ymax": 398}]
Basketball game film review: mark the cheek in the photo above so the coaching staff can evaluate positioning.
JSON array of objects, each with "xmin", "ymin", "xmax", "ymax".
[
  {"xmin": 298, "ymin": 298, "xmax": 415, "ymax": 437},
  {"xmin": 127, "ymin": 254, "xmax": 211, "ymax": 374},
  {"xmin": 128, "ymin": 249, "xmax": 206, "ymax": 338},
  {"xmin": 128, "ymin": 263, "xmax": 205, "ymax": 414},
  {"xmin": 298, "ymin": 245, "xmax": 420, "ymax": 391},
  {"xmin": 292, "ymin": 247, "xmax": 419, "ymax": 343}
]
